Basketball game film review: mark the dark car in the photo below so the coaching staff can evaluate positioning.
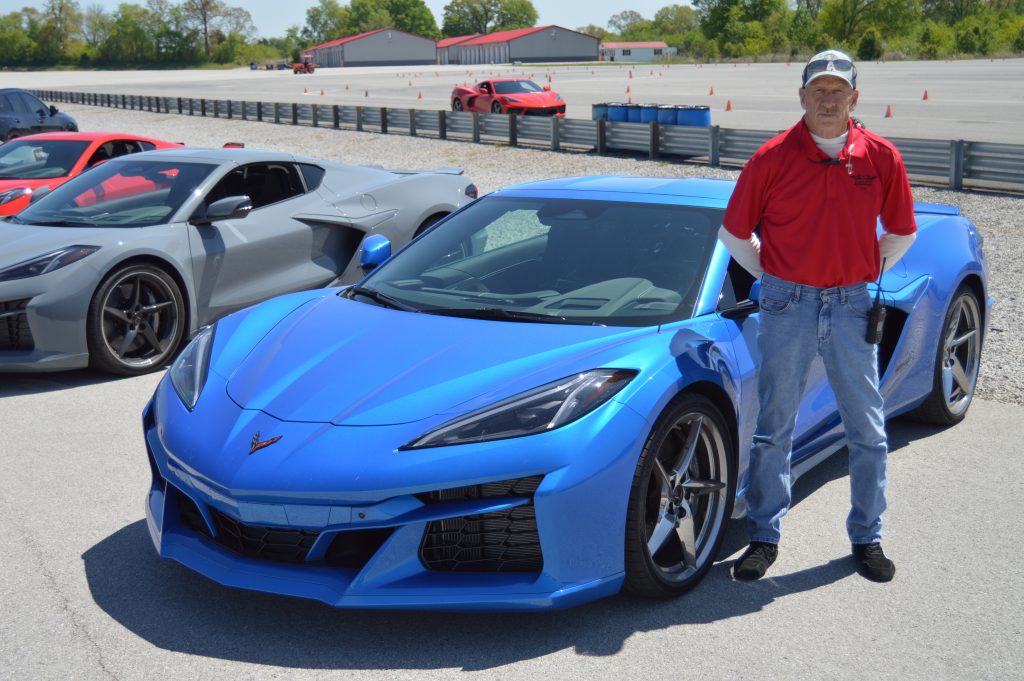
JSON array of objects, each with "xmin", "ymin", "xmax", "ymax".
[{"xmin": 0, "ymin": 89, "xmax": 77, "ymax": 142}]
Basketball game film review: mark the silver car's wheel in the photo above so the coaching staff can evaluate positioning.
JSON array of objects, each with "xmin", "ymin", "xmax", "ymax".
[
  {"xmin": 624, "ymin": 394, "xmax": 734, "ymax": 597},
  {"xmin": 87, "ymin": 264, "xmax": 185, "ymax": 376},
  {"xmin": 909, "ymin": 285, "xmax": 983, "ymax": 425}
]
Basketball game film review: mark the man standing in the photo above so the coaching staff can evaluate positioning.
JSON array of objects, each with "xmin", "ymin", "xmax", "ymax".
[{"xmin": 719, "ymin": 50, "xmax": 917, "ymax": 582}]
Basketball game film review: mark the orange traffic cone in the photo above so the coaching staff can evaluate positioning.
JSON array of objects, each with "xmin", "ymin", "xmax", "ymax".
[
  {"xmin": 626, "ymin": 85, "xmax": 631, "ymax": 93},
  {"xmin": 319, "ymin": 89, "xmax": 324, "ymax": 95},
  {"xmin": 418, "ymin": 91, "xmax": 423, "ymax": 99},
  {"xmin": 725, "ymin": 99, "xmax": 733, "ymax": 111},
  {"xmin": 709, "ymin": 86, "xmax": 714, "ymax": 95},
  {"xmin": 885, "ymin": 104, "xmax": 893, "ymax": 117},
  {"xmin": 303, "ymin": 87, "xmax": 308, "ymax": 94},
  {"xmin": 922, "ymin": 89, "xmax": 929, "ymax": 100}
]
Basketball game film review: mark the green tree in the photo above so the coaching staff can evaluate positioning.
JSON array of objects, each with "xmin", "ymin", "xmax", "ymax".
[
  {"xmin": 386, "ymin": 0, "xmax": 441, "ymax": 37},
  {"xmin": 0, "ymin": 12, "xmax": 36, "ymax": 67},
  {"xmin": 576, "ymin": 23, "xmax": 610, "ymax": 39},
  {"xmin": 917, "ymin": 19, "xmax": 954, "ymax": 57},
  {"xmin": 348, "ymin": 0, "xmax": 392, "ymax": 32},
  {"xmin": 608, "ymin": 10, "xmax": 646, "ymax": 33},
  {"xmin": 441, "ymin": 0, "xmax": 536, "ymax": 36},
  {"xmin": 100, "ymin": 3, "xmax": 155, "ymax": 64},
  {"xmin": 44, "ymin": 0, "xmax": 83, "ymax": 55},
  {"xmin": 302, "ymin": 0, "xmax": 350, "ymax": 44},
  {"xmin": 953, "ymin": 14, "xmax": 994, "ymax": 52},
  {"xmin": 81, "ymin": 4, "xmax": 112, "ymax": 47},
  {"xmin": 818, "ymin": 0, "xmax": 920, "ymax": 42},
  {"xmin": 922, "ymin": 0, "xmax": 983, "ymax": 23},
  {"xmin": 857, "ymin": 25, "xmax": 883, "ymax": 58},
  {"xmin": 652, "ymin": 4, "xmax": 699, "ymax": 35}
]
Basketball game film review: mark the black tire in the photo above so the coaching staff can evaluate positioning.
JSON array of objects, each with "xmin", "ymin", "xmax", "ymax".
[
  {"xmin": 452, "ymin": 99, "xmax": 463, "ymax": 112},
  {"xmin": 491, "ymin": 101, "xmax": 503, "ymax": 114},
  {"xmin": 86, "ymin": 263, "xmax": 186, "ymax": 376},
  {"xmin": 623, "ymin": 393, "xmax": 735, "ymax": 598},
  {"xmin": 413, "ymin": 212, "xmax": 448, "ymax": 237},
  {"xmin": 907, "ymin": 285, "xmax": 983, "ymax": 425}
]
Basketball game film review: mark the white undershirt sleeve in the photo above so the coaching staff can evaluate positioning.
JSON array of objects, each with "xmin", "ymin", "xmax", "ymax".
[
  {"xmin": 718, "ymin": 226, "xmax": 764, "ymax": 279},
  {"xmin": 878, "ymin": 232, "xmax": 916, "ymax": 272}
]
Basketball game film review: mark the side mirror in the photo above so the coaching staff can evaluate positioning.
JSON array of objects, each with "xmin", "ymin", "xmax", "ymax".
[
  {"xmin": 359, "ymin": 234, "xmax": 391, "ymax": 275},
  {"xmin": 48, "ymin": 105, "xmax": 58, "ymax": 116},
  {"xmin": 543, "ymin": 85, "xmax": 551, "ymax": 91},
  {"xmin": 749, "ymin": 279, "xmax": 761, "ymax": 303},
  {"xmin": 190, "ymin": 195, "xmax": 252, "ymax": 225}
]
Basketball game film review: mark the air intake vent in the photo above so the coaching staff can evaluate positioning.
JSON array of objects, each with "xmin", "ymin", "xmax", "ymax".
[
  {"xmin": 0, "ymin": 299, "xmax": 33, "ymax": 351},
  {"xmin": 416, "ymin": 475, "xmax": 543, "ymax": 504}
]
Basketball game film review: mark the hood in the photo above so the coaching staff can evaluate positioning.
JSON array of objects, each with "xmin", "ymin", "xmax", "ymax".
[
  {"xmin": 225, "ymin": 295, "xmax": 648, "ymax": 426},
  {"xmin": 0, "ymin": 178, "xmax": 65, "ymax": 216},
  {"xmin": 502, "ymin": 92, "xmax": 562, "ymax": 107},
  {"xmin": 0, "ymin": 221, "xmax": 133, "ymax": 264}
]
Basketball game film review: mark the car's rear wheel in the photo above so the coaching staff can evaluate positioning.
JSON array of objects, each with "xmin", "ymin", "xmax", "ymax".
[
  {"xmin": 624, "ymin": 393, "xmax": 734, "ymax": 598},
  {"xmin": 908, "ymin": 285, "xmax": 983, "ymax": 425},
  {"xmin": 452, "ymin": 99, "xmax": 463, "ymax": 112},
  {"xmin": 491, "ymin": 101, "xmax": 502, "ymax": 114},
  {"xmin": 86, "ymin": 263, "xmax": 186, "ymax": 376}
]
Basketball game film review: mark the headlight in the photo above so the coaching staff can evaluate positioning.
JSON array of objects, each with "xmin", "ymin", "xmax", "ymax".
[
  {"xmin": 502, "ymin": 96, "xmax": 521, "ymax": 103},
  {"xmin": 0, "ymin": 187, "xmax": 32, "ymax": 206},
  {"xmin": 169, "ymin": 325, "xmax": 216, "ymax": 410},
  {"xmin": 401, "ymin": 369, "xmax": 637, "ymax": 450},
  {"xmin": 0, "ymin": 245, "xmax": 100, "ymax": 282}
]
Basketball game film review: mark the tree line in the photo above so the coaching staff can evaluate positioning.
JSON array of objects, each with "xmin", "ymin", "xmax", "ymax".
[{"xmin": 2, "ymin": 0, "xmax": 1022, "ymax": 69}]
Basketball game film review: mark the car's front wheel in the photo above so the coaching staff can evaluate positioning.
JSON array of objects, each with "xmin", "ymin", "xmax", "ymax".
[
  {"xmin": 86, "ymin": 263, "xmax": 186, "ymax": 375},
  {"xmin": 908, "ymin": 284, "xmax": 983, "ymax": 425},
  {"xmin": 623, "ymin": 393, "xmax": 734, "ymax": 598},
  {"xmin": 452, "ymin": 99, "xmax": 463, "ymax": 112}
]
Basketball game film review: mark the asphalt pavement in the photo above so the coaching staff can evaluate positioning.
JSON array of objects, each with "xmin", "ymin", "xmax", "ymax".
[
  {"xmin": 5, "ymin": 58, "xmax": 1024, "ymax": 143},
  {"xmin": 0, "ymin": 369, "xmax": 1021, "ymax": 680}
]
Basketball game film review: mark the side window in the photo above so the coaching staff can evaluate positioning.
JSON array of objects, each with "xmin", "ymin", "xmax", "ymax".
[
  {"xmin": 622, "ymin": 49, "xmax": 631, "ymax": 56},
  {"xmin": 16, "ymin": 93, "xmax": 45, "ymax": 114},
  {"xmin": 206, "ymin": 163, "xmax": 304, "ymax": 210},
  {"xmin": 475, "ymin": 210, "xmax": 548, "ymax": 255},
  {"xmin": 298, "ymin": 163, "xmax": 325, "ymax": 191},
  {"xmin": 719, "ymin": 259, "xmax": 756, "ymax": 310},
  {"xmin": 87, "ymin": 142, "xmax": 114, "ymax": 167},
  {"xmin": 138, "ymin": 141, "xmax": 156, "ymax": 151},
  {"xmin": 0, "ymin": 95, "xmax": 14, "ymax": 113}
]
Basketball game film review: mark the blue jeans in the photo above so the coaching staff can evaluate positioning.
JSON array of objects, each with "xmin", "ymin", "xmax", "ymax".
[{"xmin": 747, "ymin": 273, "xmax": 888, "ymax": 546}]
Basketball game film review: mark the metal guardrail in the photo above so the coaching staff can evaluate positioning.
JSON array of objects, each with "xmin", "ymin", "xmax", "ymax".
[{"xmin": 33, "ymin": 90, "xmax": 1024, "ymax": 192}]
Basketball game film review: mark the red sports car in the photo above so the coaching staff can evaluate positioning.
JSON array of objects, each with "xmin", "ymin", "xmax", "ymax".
[
  {"xmin": 451, "ymin": 78, "xmax": 566, "ymax": 116},
  {"xmin": 0, "ymin": 132, "xmax": 181, "ymax": 215}
]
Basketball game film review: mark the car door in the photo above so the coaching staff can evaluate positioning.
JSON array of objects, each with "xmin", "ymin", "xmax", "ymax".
[
  {"xmin": 718, "ymin": 260, "xmax": 836, "ymax": 464},
  {"xmin": 186, "ymin": 161, "xmax": 338, "ymax": 324},
  {"xmin": 474, "ymin": 82, "xmax": 495, "ymax": 112},
  {"xmin": 15, "ymin": 92, "xmax": 60, "ymax": 133}
]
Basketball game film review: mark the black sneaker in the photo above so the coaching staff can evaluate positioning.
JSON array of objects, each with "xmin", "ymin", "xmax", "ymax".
[
  {"xmin": 852, "ymin": 543, "xmax": 895, "ymax": 582},
  {"xmin": 733, "ymin": 542, "xmax": 778, "ymax": 580}
]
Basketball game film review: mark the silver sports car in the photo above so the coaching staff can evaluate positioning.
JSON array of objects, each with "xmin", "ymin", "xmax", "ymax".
[{"xmin": 0, "ymin": 147, "xmax": 477, "ymax": 375}]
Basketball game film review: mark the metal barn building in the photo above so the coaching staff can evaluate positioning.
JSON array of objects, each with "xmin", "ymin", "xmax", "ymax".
[
  {"xmin": 436, "ymin": 34, "xmax": 478, "ymax": 65},
  {"xmin": 305, "ymin": 28, "xmax": 436, "ymax": 68},
  {"xmin": 454, "ymin": 26, "xmax": 598, "ymax": 65},
  {"xmin": 599, "ymin": 41, "xmax": 677, "ymax": 62}
]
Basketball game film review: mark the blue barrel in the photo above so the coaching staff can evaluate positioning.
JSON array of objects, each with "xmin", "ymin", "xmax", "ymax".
[
  {"xmin": 640, "ymin": 104, "xmax": 659, "ymax": 123},
  {"xmin": 591, "ymin": 103, "xmax": 609, "ymax": 121},
  {"xmin": 657, "ymin": 105, "xmax": 677, "ymax": 125},
  {"xmin": 626, "ymin": 104, "xmax": 642, "ymax": 123},
  {"xmin": 607, "ymin": 102, "xmax": 629, "ymax": 122},
  {"xmin": 677, "ymin": 105, "xmax": 711, "ymax": 127}
]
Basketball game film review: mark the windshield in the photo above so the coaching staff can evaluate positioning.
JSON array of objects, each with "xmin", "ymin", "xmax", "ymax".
[
  {"xmin": 15, "ymin": 159, "xmax": 217, "ymax": 228},
  {"xmin": 493, "ymin": 80, "xmax": 544, "ymax": 95},
  {"xmin": 358, "ymin": 196, "xmax": 722, "ymax": 327},
  {"xmin": 0, "ymin": 140, "xmax": 90, "ymax": 179}
]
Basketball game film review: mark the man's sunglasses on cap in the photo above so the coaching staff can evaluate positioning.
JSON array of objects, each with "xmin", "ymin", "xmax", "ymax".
[{"xmin": 802, "ymin": 55, "xmax": 857, "ymax": 88}]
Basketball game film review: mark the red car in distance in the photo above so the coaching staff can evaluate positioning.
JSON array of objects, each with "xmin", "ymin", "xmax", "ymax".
[
  {"xmin": 451, "ymin": 78, "xmax": 566, "ymax": 116},
  {"xmin": 0, "ymin": 132, "xmax": 182, "ymax": 215}
]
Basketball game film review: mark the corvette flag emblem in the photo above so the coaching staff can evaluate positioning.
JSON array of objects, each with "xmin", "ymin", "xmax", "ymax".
[{"xmin": 249, "ymin": 432, "xmax": 282, "ymax": 455}]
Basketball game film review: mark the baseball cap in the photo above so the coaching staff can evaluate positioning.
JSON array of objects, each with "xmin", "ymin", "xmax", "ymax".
[{"xmin": 802, "ymin": 49, "xmax": 857, "ymax": 89}]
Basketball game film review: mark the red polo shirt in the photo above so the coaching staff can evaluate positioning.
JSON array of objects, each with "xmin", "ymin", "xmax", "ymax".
[{"xmin": 723, "ymin": 119, "xmax": 917, "ymax": 287}]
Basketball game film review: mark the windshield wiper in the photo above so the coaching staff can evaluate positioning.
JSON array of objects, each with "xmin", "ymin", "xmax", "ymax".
[
  {"xmin": 342, "ymin": 286, "xmax": 420, "ymax": 312},
  {"xmin": 26, "ymin": 219, "xmax": 98, "ymax": 227},
  {"xmin": 424, "ymin": 307, "xmax": 604, "ymax": 326}
]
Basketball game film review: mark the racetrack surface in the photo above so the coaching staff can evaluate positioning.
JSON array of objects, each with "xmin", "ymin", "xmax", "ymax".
[
  {"xmin": 1, "ymin": 371, "xmax": 1021, "ymax": 680},
  {"xmin": 5, "ymin": 58, "xmax": 1024, "ymax": 143},
  {"xmin": 1, "ymin": 84, "xmax": 1022, "ymax": 679}
]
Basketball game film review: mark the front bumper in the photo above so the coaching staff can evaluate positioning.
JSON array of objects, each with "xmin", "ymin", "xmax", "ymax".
[
  {"xmin": 143, "ymin": 373, "xmax": 650, "ymax": 611},
  {"xmin": 0, "ymin": 260, "xmax": 100, "ymax": 371}
]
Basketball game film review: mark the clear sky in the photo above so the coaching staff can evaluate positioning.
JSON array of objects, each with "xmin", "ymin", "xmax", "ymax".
[{"xmin": 39, "ymin": 0, "xmax": 683, "ymax": 38}]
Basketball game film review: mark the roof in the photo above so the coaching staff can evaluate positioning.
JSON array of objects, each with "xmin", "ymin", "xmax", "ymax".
[
  {"xmin": 600, "ymin": 41, "xmax": 670, "ymax": 49},
  {"xmin": 460, "ymin": 26, "xmax": 552, "ymax": 46},
  {"xmin": 437, "ymin": 34, "xmax": 479, "ymax": 48},
  {"xmin": 306, "ymin": 28, "xmax": 430, "ymax": 52},
  {"xmin": 495, "ymin": 176, "xmax": 736, "ymax": 202}
]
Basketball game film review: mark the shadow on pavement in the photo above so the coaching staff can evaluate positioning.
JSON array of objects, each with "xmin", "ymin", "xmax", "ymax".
[
  {"xmin": 0, "ymin": 368, "xmax": 122, "ymax": 397},
  {"xmin": 83, "ymin": 447, "xmax": 856, "ymax": 673}
]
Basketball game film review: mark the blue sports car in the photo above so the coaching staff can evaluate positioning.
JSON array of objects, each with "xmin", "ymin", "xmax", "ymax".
[{"xmin": 142, "ymin": 176, "xmax": 989, "ymax": 610}]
